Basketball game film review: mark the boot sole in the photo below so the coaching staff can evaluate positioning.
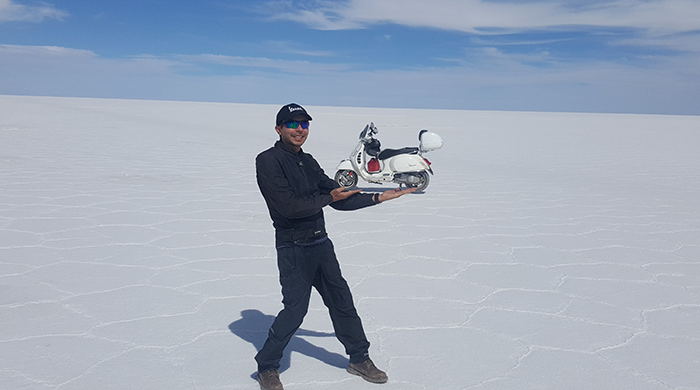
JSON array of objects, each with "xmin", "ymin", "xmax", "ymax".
[
  {"xmin": 346, "ymin": 366, "xmax": 389, "ymax": 384},
  {"xmin": 257, "ymin": 374, "xmax": 284, "ymax": 390}
]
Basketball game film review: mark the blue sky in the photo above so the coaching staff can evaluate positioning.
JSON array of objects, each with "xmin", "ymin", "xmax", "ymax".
[{"xmin": 1, "ymin": 0, "xmax": 699, "ymax": 114}]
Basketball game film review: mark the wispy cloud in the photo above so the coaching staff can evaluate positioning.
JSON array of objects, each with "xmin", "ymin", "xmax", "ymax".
[
  {"xmin": 266, "ymin": 0, "xmax": 700, "ymax": 34},
  {"xmin": 0, "ymin": 0, "xmax": 67, "ymax": 22},
  {"xmin": 262, "ymin": 40, "xmax": 335, "ymax": 57},
  {"xmin": 3, "ymin": 42, "xmax": 697, "ymax": 114},
  {"xmin": 0, "ymin": 44, "xmax": 184, "ymax": 84},
  {"xmin": 0, "ymin": 44, "xmax": 92, "ymax": 57},
  {"xmin": 177, "ymin": 53, "xmax": 351, "ymax": 74},
  {"xmin": 267, "ymin": 0, "xmax": 700, "ymax": 77},
  {"xmin": 614, "ymin": 30, "xmax": 700, "ymax": 53},
  {"xmin": 469, "ymin": 36, "xmax": 577, "ymax": 47}
]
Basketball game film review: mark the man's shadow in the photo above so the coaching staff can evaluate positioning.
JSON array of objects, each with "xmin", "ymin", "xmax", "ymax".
[{"xmin": 229, "ymin": 309, "xmax": 349, "ymax": 379}]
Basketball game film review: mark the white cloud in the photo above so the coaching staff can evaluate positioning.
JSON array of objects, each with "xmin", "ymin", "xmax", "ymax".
[
  {"xmin": 615, "ymin": 31, "xmax": 700, "ymax": 53},
  {"xmin": 178, "ymin": 53, "xmax": 351, "ymax": 74},
  {"xmin": 2, "ymin": 43, "xmax": 698, "ymax": 115},
  {"xmin": 263, "ymin": 40, "xmax": 335, "ymax": 57},
  {"xmin": 0, "ymin": 0, "xmax": 67, "ymax": 22},
  {"xmin": 0, "ymin": 43, "xmax": 93, "ymax": 57},
  {"xmin": 0, "ymin": 44, "xmax": 348, "ymax": 81},
  {"xmin": 0, "ymin": 44, "xmax": 187, "ymax": 99},
  {"xmin": 268, "ymin": 0, "xmax": 700, "ymax": 35}
]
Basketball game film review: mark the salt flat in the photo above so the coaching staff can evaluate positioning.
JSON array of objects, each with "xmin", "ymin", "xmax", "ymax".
[{"xmin": 1, "ymin": 95, "xmax": 700, "ymax": 389}]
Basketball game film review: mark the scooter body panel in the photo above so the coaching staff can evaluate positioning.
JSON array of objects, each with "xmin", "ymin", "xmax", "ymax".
[{"xmin": 388, "ymin": 154, "xmax": 430, "ymax": 173}]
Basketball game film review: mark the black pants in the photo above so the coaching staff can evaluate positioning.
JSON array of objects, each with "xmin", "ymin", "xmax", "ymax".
[{"xmin": 255, "ymin": 238, "xmax": 370, "ymax": 372}]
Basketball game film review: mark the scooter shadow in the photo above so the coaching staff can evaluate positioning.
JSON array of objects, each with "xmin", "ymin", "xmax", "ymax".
[{"xmin": 353, "ymin": 186, "xmax": 426, "ymax": 194}]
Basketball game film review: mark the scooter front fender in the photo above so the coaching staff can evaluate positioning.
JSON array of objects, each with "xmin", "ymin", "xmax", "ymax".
[{"xmin": 335, "ymin": 159, "xmax": 354, "ymax": 172}]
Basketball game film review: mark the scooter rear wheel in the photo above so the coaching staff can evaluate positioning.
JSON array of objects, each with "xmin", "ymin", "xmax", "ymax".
[
  {"xmin": 335, "ymin": 170, "xmax": 359, "ymax": 189},
  {"xmin": 404, "ymin": 171, "xmax": 430, "ymax": 192}
]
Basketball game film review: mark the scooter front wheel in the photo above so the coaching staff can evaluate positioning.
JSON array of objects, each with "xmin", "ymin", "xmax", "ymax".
[{"xmin": 335, "ymin": 170, "xmax": 359, "ymax": 189}]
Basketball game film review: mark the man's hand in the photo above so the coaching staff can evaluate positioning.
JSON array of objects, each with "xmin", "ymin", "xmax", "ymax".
[
  {"xmin": 331, "ymin": 187, "xmax": 362, "ymax": 202},
  {"xmin": 378, "ymin": 187, "xmax": 417, "ymax": 202}
]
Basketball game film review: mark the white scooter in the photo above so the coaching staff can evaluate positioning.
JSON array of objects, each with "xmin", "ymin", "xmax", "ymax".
[{"xmin": 334, "ymin": 122, "xmax": 443, "ymax": 192}]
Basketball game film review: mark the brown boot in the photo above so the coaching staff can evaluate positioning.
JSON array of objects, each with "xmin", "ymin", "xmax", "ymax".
[
  {"xmin": 347, "ymin": 359, "xmax": 388, "ymax": 383},
  {"xmin": 257, "ymin": 370, "xmax": 283, "ymax": 390}
]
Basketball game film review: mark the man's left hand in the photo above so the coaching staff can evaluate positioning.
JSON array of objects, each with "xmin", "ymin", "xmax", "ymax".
[{"xmin": 377, "ymin": 187, "xmax": 417, "ymax": 202}]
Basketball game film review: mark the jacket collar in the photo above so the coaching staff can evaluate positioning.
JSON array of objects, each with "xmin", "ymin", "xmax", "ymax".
[{"xmin": 275, "ymin": 140, "xmax": 304, "ymax": 155}]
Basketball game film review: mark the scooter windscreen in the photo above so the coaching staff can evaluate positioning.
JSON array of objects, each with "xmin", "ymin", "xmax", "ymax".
[{"xmin": 359, "ymin": 125, "xmax": 369, "ymax": 139}]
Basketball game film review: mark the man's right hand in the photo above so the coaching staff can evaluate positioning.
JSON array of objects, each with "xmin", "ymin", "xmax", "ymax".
[{"xmin": 331, "ymin": 187, "xmax": 362, "ymax": 202}]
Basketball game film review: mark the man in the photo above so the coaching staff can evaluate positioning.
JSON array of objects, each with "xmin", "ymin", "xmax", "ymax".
[{"xmin": 254, "ymin": 103, "xmax": 415, "ymax": 390}]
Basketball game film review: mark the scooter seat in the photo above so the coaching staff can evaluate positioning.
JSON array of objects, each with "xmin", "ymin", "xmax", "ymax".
[{"xmin": 377, "ymin": 147, "xmax": 419, "ymax": 160}]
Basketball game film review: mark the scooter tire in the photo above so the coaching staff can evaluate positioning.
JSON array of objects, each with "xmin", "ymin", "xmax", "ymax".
[
  {"xmin": 404, "ymin": 171, "xmax": 430, "ymax": 192},
  {"xmin": 335, "ymin": 170, "xmax": 359, "ymax": 189}
]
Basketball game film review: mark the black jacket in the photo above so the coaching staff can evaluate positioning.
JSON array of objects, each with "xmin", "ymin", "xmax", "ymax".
[{"xmin": 256, "ymin": 141, "xmax": 376, "ymax": 246}]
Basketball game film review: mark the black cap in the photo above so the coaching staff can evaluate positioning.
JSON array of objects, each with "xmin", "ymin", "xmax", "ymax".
[{"xmin": 276, "ymin": 103, "xmax": 312, "ymax": 126}]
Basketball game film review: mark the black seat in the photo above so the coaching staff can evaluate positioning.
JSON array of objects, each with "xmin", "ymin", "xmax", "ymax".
[{"xmin": 377, "ymin": 147, "xmax": 419, "ymax": 160}]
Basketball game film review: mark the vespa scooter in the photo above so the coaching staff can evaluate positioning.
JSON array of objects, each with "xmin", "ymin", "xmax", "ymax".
[{"xmin": 334, "ymin": 122, "xmax": 443, "ymax": 192}]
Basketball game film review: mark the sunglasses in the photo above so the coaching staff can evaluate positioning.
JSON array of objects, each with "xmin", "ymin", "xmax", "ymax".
[{"xmin": 284, "ymin": 121, "xmax": 309, "ymax": 130}]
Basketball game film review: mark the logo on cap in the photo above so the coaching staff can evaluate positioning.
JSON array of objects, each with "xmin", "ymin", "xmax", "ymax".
[{"xmin": 277, "ymin": 103, "xmax": 312, "ymax": 126}]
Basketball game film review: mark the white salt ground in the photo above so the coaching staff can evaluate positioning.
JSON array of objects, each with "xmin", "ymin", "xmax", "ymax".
[{"xmin": 1, "ymin": 95, "xmax": 700, "ymax": 389}]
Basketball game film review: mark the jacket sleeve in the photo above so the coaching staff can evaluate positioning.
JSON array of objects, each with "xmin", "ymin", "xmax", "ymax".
[
  {"xmin": 256, "ymin": 153, "xmax": 334, "ymax": 219},
  {"xmin": 330, "ymin": 192, "xmax": 377, "ymax": 211}
]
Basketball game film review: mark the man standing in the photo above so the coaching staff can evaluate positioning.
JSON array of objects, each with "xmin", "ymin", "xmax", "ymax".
[{"xmin": 254, "ymin": 103, "xmax": 415, "ymax": 390}]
